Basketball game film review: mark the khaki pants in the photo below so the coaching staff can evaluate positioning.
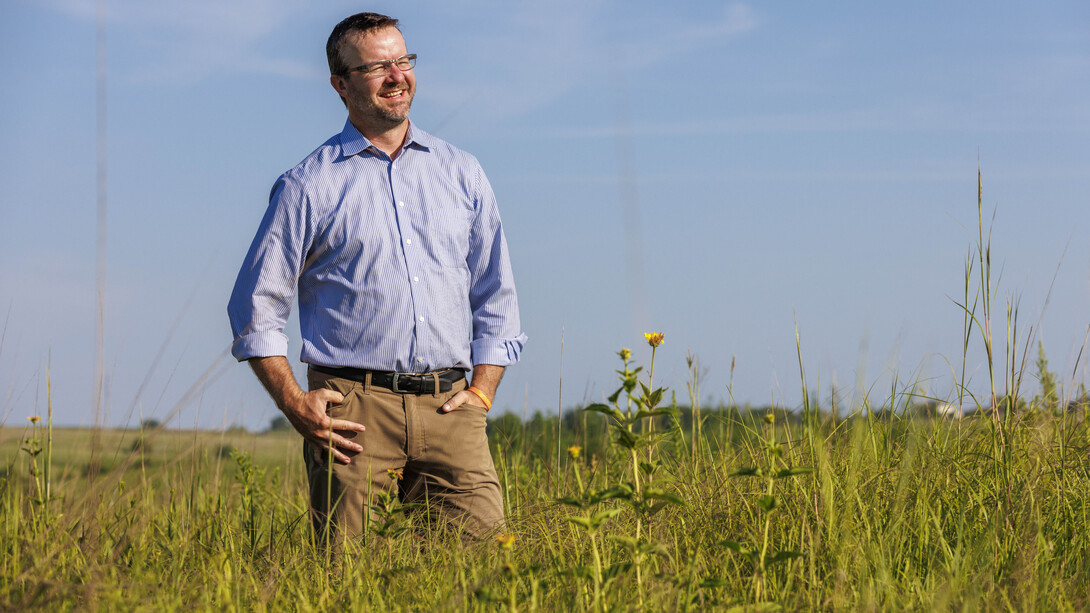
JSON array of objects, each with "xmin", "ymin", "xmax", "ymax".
[{"xmin": 304, "ymin": 368, "xmax": 504, "ymax": 542}]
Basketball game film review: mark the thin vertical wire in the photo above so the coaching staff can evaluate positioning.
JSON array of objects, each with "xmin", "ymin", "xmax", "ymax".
[
  {"xmin": 556, "ymin": 326, "xmax": 564, "ymax": 497},
  {"xmin": 91, "ymin": 0, "xmax": 108, "ymax": 481},
  {"xmin": 611, "ymin": 65, "xmax": 647, "ymax": 336}
]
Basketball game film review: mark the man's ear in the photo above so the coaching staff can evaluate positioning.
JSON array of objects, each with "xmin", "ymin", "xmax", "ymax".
[{"xmin": 330, "ymin": 74, "xmax": 348, "ymax": 100}]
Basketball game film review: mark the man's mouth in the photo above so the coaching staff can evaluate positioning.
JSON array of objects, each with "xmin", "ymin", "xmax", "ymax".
[{"xmin": 380, "ymin": 89, "xmax": 406, "ymax": 99}]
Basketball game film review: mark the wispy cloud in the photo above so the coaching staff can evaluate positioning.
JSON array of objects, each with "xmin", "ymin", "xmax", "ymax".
[
  {"xmin": 40, "ymin": 1, "xmax": 760, "ymax": 110},
  {"xmin": 421, "ymin": 1, "xmax": 760, "ymax": 124},
  {"xmin": 508, "ymin": 98, "xmax": 1090, "ymax": 142},
  {"xmin": 610, "ymin": 2, "xmax": 761, "ymax": 69},
  {"xmin": 43, "ymin": 0, "xmax": 327, "ymax": 82}
]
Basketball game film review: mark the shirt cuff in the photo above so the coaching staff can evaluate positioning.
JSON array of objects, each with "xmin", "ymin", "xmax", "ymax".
[
  {"xmin": 471, "ymin": 333, "xmax": 528, "ymax": 367},
  {"xmin": 231, "ymin": 331, "xmax": 290, "ymax": 362}
]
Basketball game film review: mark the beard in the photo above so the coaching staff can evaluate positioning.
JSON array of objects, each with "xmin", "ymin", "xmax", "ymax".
[{"xmin": 354, "ymin": 84, "xmax": 414, "ymax": 128}]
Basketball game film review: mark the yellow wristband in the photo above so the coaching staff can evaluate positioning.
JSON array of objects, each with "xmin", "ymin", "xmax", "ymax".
[{"xmin": 467, "ymin": 386, "xmax": 492, "ymax": 410}]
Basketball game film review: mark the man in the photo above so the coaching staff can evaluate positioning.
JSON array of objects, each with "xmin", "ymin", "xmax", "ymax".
[{"xmin": 228, "ymin": 12, "xmax": 526, "ymax": 541}]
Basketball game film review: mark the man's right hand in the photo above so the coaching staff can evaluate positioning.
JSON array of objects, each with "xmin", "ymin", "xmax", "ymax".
[
  {"xmin": 248, "ymin": 356, "xmax": 366, "ymax": 464},
  {"xmin": 280, "ymin": 387, "xmax": 365, "ymax": 464}
]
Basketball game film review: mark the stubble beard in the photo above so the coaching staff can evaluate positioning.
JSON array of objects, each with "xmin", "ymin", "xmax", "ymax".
[{"xmin": 357, "ymin": 86, "xmax": 414, "ymax": 130}]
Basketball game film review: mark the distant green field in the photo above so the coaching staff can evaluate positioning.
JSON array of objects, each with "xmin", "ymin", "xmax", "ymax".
[{"xmin": 0, "ymin": 425, "xmax": 298, "ymax": 468}]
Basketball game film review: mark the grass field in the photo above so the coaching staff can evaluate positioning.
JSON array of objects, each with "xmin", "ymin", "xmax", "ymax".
[{"xmin": 3, "ymin": 378, "xmax": 1090, "ymax": 611}]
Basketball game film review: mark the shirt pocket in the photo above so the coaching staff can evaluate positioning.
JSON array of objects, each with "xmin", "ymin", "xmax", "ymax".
[
  {"xmin": 427, "ymin": 207, "xmax": 473, "ymax": 268},
  {"xmin": 416, "ymin": 188, "xmax": 473, "ymax": 267}
]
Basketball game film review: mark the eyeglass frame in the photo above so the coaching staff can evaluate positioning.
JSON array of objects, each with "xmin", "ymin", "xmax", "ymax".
[{"xmin": 340, "ymin": 54, "xmax": 417, "ymax": 78}]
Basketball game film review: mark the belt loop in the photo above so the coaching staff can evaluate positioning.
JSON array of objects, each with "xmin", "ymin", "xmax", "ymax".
[
  {"xmin": 364, "ymin": 371, "xmax": 372, "ymax": 394},
  {"xmin": 432, "ymin": 373, "xmax": 440, "ymax": 398}
]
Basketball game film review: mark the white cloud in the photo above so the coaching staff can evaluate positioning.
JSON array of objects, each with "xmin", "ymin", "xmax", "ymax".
[
  {"xmin": 42, "ymin": 0, "xmax": 328, "ymax": 82},
  {"xmin": 39, "ymin": 1, "xmax": 760, "ymax": 108},
  {"xmin": 510, "ymin": 98, "xmax": 1090, "ymax": 143},
  {"xmin": 420, "ymin": 2, "xmax": 761, "ymax": 125}
]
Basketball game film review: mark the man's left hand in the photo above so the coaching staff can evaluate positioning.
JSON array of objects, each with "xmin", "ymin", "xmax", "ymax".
[
  {"xmin": 441, "ymin": 389, "xmax": 483, "ymax": 413},
  {"xmin": 441, "ymin": 364, "xmax": 504, "ymax": 412}
]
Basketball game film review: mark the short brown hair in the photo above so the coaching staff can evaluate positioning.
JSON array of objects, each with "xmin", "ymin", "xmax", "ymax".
[{"xmin": 326, "ymin": 12, "xmax": 400, "ymax": 76}]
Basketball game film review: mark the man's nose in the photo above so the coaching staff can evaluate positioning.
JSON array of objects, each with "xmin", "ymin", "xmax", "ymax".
[{"xmin": 386, "ymin": 65, "xmax": 408, "ymax": 83}]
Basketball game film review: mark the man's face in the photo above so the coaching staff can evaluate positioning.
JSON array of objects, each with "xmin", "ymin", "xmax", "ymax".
[{"xmin": 332, "ymin": 26, "xmax": 416, "ymax": 131}]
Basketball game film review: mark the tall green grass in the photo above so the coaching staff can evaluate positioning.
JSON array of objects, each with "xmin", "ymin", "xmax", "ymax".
[{"xmin": 3, "ymin": 399, "xmax": 1088, "ymax": 611}]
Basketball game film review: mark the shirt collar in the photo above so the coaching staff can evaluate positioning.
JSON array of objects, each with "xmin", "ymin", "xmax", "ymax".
[{"xmin": 339, "ymin": 119, "xmax": 434, "ymax": 158}]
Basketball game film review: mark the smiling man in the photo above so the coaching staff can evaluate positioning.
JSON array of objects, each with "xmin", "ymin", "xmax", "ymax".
[{"xmin": 228, "ymin": 12, "xmax": 526, "ymax": 542}]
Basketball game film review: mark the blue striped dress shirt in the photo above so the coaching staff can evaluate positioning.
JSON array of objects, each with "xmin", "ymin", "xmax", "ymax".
[{"xmin": 228, "ymin": 120, "xmax": 527, "ymax": 374}]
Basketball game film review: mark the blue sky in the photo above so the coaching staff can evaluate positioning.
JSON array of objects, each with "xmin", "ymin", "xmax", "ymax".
[{"xmin": 2, "ymin": 1, "xmax": 1089, "ymax": 429}]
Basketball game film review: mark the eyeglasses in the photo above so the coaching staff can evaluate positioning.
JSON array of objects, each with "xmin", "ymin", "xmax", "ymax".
[{"xmin": 342, "ymin": 54, "xmax": 417, "ymax": 78}]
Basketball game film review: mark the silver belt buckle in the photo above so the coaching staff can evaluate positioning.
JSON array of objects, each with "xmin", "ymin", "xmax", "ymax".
[{"xmin": 390, "ymin": 373, "xmax": 408, "ymax": 394}]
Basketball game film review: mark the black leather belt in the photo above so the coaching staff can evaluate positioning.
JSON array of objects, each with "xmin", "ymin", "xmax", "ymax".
[{"xmin": 311, "ymin": 365, "xmax": 465, "ymax": 394}]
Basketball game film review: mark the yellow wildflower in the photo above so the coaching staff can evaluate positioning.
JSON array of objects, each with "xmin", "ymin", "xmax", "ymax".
[
  {"xmin": 386, "ymin": 468, "xmax": 404, "ymax": 481},
  {"xmin": 495, "ymin": 533, "xmax": 516, "ymax": 549},
  {"xmin": 644, "ymin": 332, "xmax": 665, "ymax": 348},
  {"xmin": 28, "ymin": 416, "xmax": 40, "ymax": 424},
  {"xmin": 618, "ymin": 348, "xmax": 632, "ymax": 361},
  {"xmin": 567, "ymin": 445, "xmax": 582, "ymax": 460}
]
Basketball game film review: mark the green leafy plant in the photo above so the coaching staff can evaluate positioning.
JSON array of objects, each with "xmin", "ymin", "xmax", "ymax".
[
  {"xmin": 722, "ymin": 411, "xmax": 811, "ymax": 604},
  {"xmin": 579, "ymin": 333, "xmax": 686, "ymax": 606}
]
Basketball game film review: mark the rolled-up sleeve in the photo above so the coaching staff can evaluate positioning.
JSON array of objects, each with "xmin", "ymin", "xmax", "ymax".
[
  {"xmin": 227, "ymin": 175, "xmax": 313, "ymax": 361},
  {"xmin": 466, "ymin": 168, "xmax": 527, "ymax": 367}
]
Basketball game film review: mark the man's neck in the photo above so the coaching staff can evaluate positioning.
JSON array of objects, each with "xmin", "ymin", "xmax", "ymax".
[{"xmin": 352, "ymin": 117, "xmax": 410, "ymax": 160}]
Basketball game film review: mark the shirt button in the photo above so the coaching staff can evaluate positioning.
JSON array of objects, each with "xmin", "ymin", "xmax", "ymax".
[
  {"xmin": 412, "ymin": 276, "xmax": 419, "ymax": 283},
  {"xmin": 418, "ymin": 316, "xmax": 425, "ymax": 322},
  {"xmin": 405, "ymin": 239, "xmax": 412, "ymax": 245},
  {"xmin": 416, "ymin": 357, "xmax": 423, "ymax": 363},
  {"xmin": 398, "ymin": 201, "xmax": 405, "ymax": 207}
]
